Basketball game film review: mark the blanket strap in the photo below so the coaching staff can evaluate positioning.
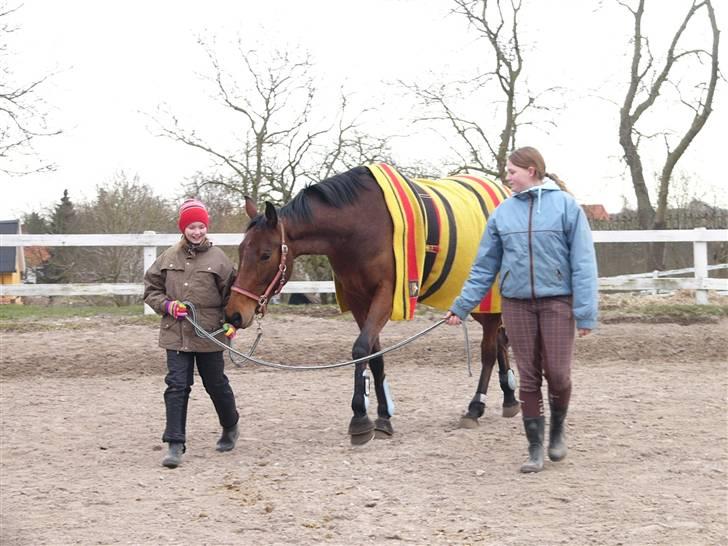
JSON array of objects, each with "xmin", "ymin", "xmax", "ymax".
[{"xmin": 411, "ymin": 180, "xmax": 440, "ymax": 287}]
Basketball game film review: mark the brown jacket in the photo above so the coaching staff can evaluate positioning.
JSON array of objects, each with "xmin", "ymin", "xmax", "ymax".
[{"xmin": 144, "ymin": 238, "xmax": 235, "ymax": 352}]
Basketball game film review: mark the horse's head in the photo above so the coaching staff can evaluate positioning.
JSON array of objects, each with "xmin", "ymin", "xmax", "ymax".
[{"xmin": 225, "ymin": 197, "xmax": 289, "ymax": 329}]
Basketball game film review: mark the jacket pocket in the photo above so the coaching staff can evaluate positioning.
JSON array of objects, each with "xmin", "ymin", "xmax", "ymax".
[{"xmin": 500, "ymin": 270, "xmax": 511, "ymax": 292}]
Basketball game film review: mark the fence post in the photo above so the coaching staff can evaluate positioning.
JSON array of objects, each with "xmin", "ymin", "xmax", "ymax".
[
  {"xmin": 693, "ymin": 227, "xmax": 708, "ymax": 305},
  {"xmin": 143, "ymin": 231, "xmax": 157, "ymax": 315}
]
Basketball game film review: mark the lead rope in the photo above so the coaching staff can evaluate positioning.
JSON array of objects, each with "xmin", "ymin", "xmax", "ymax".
[{"xmin": 183, "ymin": 302, "xmax": 472, "ymax": 372}]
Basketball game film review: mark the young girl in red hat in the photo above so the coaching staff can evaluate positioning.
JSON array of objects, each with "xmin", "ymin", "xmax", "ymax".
[{"xmin": 144, "ymin": 198, "xmax": 239, "ymax": 468}]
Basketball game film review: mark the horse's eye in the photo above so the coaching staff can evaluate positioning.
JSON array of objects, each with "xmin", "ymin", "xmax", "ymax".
[{"xmin": 260, "ymin": 252, "xmax": 272, "ymax": 262}]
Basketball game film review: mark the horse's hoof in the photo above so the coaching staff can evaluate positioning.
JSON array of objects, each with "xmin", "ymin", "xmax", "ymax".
[
  {"xmin": 374, "ymin": 418, "xmax": 394, "ymax": 439},
  {"xmin": 502, "ymin": 403, "xmax": 520, "ymax": 418},
  {"xmin": 350, "ymin": 429, "xmax": 375, "ymax": 445},
  {"xmin": 348, "ymin": 415, "xmax": 374, "ymax": 434},
  {"xmin": 459, "ymin": 415, "xmax": 479, "ymax": 429}
]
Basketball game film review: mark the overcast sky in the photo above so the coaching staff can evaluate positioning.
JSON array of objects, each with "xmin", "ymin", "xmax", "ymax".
[{"xmin": 2, "ymin": 0, "xmax": 725, "ymax": 221}]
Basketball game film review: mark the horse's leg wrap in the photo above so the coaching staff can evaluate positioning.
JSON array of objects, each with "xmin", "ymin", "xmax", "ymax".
[
  {"xmin": 349, "ymin": 361, "xmax": 374, "ymax": 444},
  {"xmin": 370, "ymin": 355, "xmax": 395, "ymax": 438},
  {"xmin": 499, "ymin": 370, "xmax": 520, "ymax": 417}
]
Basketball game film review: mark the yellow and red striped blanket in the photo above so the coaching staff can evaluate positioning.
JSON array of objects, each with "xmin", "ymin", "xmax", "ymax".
[{"xmin": 335, "ymin": 163, "xmax": 510, "ymax": 320}]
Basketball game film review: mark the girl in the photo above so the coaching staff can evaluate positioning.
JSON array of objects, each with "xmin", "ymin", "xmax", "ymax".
[
  {"xmin": 445, "ymin": 147, "xmax": 598, "ymax": 473},
  {"xmin": 144, "ymin": 198, "xmax": 239, "ymax": 468}
]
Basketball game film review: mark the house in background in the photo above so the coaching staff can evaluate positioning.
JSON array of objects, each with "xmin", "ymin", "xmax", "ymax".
[
  {"xmin": 582, "ymin": 204, "xmax": 610, "ymax": 222},
  {"xmin": 0, "ymin": 220, "xmax": 25, "ymax": 304}
]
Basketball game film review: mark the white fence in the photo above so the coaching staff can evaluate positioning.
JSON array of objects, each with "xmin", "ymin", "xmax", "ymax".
[{"xmin": 1, "ymin": 228, "xmax": 726, "ymax": 308}]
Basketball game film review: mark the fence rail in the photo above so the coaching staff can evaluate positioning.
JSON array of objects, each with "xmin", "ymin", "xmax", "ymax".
[{"xmin": 2, "ymin": 228, "xmax": 727, "ymax": 307}]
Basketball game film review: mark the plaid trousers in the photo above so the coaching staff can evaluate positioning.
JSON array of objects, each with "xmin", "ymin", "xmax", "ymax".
[{"xmin": 501, "ymin": 296, "xmax": 575, "ymax": 418}]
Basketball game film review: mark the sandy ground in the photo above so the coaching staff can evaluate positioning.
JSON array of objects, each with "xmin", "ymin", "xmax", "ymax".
[{"xmin": 0, "ymin": 304, "xmax": 726, "ymax": 545}]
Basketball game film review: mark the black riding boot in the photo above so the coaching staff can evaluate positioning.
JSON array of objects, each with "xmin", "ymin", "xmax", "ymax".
[
  {"xmin": 520, "ymin": 417, "xmax": 545, "ymax": 473},
  {"xmin": 216, "ymin": 423, "xmax": 240, "ymax": 452},
  {"xmin": 548, "ymin": 407, "xmax": 568, "ymax": 461},
  {"xmin": 162, "ymin": 442, "xmax": 184, "ymax": 468}
]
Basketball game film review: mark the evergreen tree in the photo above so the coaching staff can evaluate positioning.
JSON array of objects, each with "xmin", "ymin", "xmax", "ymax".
[{"xmin": 41, "ymin": 189, "xmax": 79, "ymax": 283}]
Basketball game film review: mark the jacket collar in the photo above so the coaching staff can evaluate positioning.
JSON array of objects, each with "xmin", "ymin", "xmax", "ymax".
[
  {"xmin": 513, "ymin": 179, "xmax": 561, "ymax": 197},
  {"xmin": 512, "ymin": 179, "xmax": 561, "ymax": 214}
]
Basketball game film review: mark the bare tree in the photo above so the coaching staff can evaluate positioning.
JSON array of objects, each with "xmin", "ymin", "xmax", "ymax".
[
  {"xmin": 73, "ymin": 173, "xmax": 174, "ymax": 303},
  {"xmin": 618, "ymin": 0, "xmax": 720, "ymax": 248},
  {"xmin": 0, "ymin": 2, "xmax": 59, "ymax": 175},
  {"xmin": 404, "ymin": 0, "xmax": 555, "ymax": 182},
  {"xmin": 155, "ymin": 42, "xmax": 322, "ymax": 205},
  {"xmin": 315, "ymin": 90, "xmax": 395, "ymax": 181},
  {"xmin": 156, "ymin": 39, "xmax": 393, "ymax": 209}
]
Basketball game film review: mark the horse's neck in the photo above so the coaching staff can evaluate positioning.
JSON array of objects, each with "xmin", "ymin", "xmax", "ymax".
[{"xmin": 283, "ymin": 217, "xmax": 342, "ymax": 259}]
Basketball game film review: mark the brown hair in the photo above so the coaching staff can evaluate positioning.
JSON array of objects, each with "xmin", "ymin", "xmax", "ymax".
[{"xmin": 508, "ymin": 146, "xmax": 572, "ymax": 195}]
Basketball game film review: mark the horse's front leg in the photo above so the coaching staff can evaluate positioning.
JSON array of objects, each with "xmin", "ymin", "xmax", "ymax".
[
  {"xmin": 347, "ymin": 291, "xmax": 392, "ymax": 445},
  {"xmin": 349, "ymin": 352, "xmax": 375, "ymax": 445},
  {"xmin": 369, "ymin": 340, "xmax": 395, "ymax": 439}
]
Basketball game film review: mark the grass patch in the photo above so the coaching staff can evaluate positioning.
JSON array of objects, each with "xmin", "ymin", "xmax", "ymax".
[
  {"xmin": 1, "ymin": 298, "xmax": 726, "ymax": 329},
  {"xmin": 0, "ymin": 304, "xmax": 144, "ymax": 320},
  {"xmin": 0, "ymin": 304, "xmax": 159, "ymax": 331},
  {"xmin": 602, "ymin": 302, "xmax": 728, "ymax": 324}
]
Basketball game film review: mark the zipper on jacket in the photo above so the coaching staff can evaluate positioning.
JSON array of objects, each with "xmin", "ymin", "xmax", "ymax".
[{"xmin": 528, "ymin": 195, "xmax": 536, "ymax": 300}]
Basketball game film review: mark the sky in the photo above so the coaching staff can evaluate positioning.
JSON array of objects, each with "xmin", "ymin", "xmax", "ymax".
[{"xmin": 2, "ymin": 0, "xmax": 726, "ymax": 221}]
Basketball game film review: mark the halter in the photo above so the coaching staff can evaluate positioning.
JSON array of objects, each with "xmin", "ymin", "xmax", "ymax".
[{"xmin": 230, "ymin": 222, "xmax": 289, "ymax": 316}]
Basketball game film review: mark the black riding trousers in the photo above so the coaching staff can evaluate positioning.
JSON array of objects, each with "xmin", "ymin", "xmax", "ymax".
[{"xmin": 162, "ymin": 350, "xmax": 239, "ymax": 444}]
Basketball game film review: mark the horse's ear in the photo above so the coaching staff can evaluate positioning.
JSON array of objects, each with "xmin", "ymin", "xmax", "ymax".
[
  {"xmin": 264, "ymin": 202, "xmax": 278, "ymax": 229},
  {"xmin": 244, "ymin": 196, "xmax": 258, "ymax": 219}
]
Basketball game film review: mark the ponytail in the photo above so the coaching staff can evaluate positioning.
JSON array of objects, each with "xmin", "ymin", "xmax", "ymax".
[
  {"xmin": 509, "ymin": 147, "xmax": 574, "ymax": 196},
  {"xmin": 545, "ymin": 172, "xmax": 572, "ymax": 196}
]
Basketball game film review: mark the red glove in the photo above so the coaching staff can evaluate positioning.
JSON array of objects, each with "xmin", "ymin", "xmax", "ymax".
[
  {"xmin": 222, "ymin": 323, "xmax": 236, "ymax": 340},
  {"xmin": 164, "ymin": 300, "xmax": 188, "ymax": 320}
]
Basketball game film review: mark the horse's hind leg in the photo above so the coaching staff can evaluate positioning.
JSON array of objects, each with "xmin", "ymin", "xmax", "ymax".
[
  {"xmin": 497, "ymin": 325, "xmax": 520, "ymax": 417},
  {"xmin": 369, "ymin": 341, "xmax": 395, "ymax": 439},
  {"xmin": 459, "ymin": 313, "xmax": 518, "ymax": 428}
]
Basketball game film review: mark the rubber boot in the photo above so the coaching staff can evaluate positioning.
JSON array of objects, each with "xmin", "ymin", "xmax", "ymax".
[
  {"xmin": 548, "ymin": 407, "xmax": 568, "ymax": 462},
  {"xmin": 216, "ymin": 423, "xmax": 239, "ymax": 452},
  {"xmin": 520, "ymin": 417, "xmax": 545, "ymax": 473},
  {"xmin": 162, "ymin": 442, "xmax": 184, "ymax": 468}
]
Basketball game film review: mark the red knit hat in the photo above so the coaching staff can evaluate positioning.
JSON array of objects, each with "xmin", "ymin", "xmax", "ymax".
[{"xmin": 178, "ymin": 198, "xmax": 209, "ymax": 232}]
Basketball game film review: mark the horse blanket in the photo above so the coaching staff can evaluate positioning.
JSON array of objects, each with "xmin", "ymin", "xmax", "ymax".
[{"xmin": 335, "ymin": 163, "xmax": 510, "ymax": 320}]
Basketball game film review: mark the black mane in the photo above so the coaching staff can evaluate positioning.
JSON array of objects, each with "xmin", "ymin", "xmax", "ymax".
[{"xmin": 280, "ymin": 166, "xmax": 371, "ymax": 223}]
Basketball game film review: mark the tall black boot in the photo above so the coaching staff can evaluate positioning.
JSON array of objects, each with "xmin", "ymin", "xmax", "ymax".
[
  {"xmin": 162, "ymin": 442, "xmax": 184, "ymax": 468},
  {"xmin": 520, "ymin": 417, "xmax": 545, "ymax": 473},
  {"xmin": 548, "ymin": 407, "xmax": 568, "ymax": 461},
  {"xmin": 216, "ymin": 423, "xmax": 239, "ymax": 452}
]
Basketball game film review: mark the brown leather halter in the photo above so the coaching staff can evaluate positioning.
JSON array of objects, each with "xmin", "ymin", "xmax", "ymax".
[{"xmin": 230, "ymin": 222, "xmax": 289, "ymax": 316}]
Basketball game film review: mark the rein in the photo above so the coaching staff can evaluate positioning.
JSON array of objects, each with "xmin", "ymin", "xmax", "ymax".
[
  {"xmin": 183, "ymin": 302, "xmax": 467, "ymax": 371},
  {"xmin": 230, "ymin": 222, "xmax": 289, "ymax": 316}
]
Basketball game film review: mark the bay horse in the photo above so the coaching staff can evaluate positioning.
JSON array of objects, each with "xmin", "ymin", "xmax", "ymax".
[{"xmin": 224, "ymin": 165, "xmax": 519, "ymax": 445}]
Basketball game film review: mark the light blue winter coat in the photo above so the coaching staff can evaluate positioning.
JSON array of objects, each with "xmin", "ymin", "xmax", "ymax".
[{"xmin": 450, "ymin": 179, "xmax": 599, "ymax": 329}]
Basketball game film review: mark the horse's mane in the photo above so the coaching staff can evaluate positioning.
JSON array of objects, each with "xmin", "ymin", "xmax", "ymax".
[{"xmin": 280, "ymin": 166, "xmax": 371, "ymax": 223}]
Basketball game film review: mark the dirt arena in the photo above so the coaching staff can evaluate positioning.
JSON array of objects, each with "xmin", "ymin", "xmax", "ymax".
[{"xmin": 1, "ymin": 301, "xmax": 726, "ymax": 545}]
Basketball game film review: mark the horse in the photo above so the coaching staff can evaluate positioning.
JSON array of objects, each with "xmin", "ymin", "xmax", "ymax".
[{"xmin": 224, "ymin": 165, "xmax": 520, "ymax": 445}]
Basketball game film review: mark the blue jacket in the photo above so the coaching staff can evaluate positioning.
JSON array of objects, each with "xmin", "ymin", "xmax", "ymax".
[{"xmin": 450, "ymin": 180, "xmax": 599, "ymax": 329}]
